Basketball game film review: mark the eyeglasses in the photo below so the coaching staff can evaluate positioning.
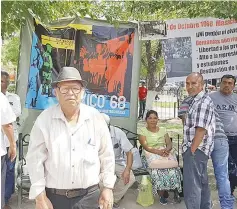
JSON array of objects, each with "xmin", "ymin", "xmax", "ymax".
[{"xmin": 57, "ymin": 86, "xmax": 82, "ymax": 94}]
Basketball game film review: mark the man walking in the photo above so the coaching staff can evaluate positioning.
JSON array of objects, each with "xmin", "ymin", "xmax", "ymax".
[
  {"xmin": 1, "ymin": 92, "xmax": 17, "ymax": 209},
  {"xmin": 182, "ymin": 73, "xmax": 216, "ymax": 209},
  {"xmin": 209, "ymin": 74, "xmax": 237, "ymax": 196},
  {"xmin": 1, "ymin": 71, "xmax": 22, "ymax": 208},
  {"xmin": 101, "ymin": 113, "xmax": 135, "ymax": 208},
  {"xmin": 138, "ymin": 82, "xmax": 147, "ymax": 119},
  {"xmin": 26, "ymin": 67, "xmax": 116, "ymax": 209}
]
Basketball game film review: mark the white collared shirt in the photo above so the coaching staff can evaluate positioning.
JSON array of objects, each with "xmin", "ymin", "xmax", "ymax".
[
  {"xmin": 110, "ymin": 126, "xmax": 133, "ymax": 166},
  {"xmin": 4, "ymin": 91, "xmax": 21, "ymax": 147},
  {"xmin": 1, "ymin": 92, "xmax": 16, "ymax": 156},
  {"xmin": 26, "ymin": 103, "xmax": 116, "ymax": 199}
]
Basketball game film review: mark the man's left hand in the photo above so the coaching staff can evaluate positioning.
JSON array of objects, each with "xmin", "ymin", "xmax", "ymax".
[
  {"xmin": 122, "ymin": 168, "xmax": 130, "ymax": 185},
  {"xmin": 99, "ymin": 188, "xmax": 113, "ymax": 209}
]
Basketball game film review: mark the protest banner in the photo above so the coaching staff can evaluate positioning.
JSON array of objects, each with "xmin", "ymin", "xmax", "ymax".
[
  {"xmin": 25, "ymin": 19, "xmax": 135, "ymax": 117},
  {"xmin": 162, "ymin": 18, "xmax": 237, "ymax": 81}
]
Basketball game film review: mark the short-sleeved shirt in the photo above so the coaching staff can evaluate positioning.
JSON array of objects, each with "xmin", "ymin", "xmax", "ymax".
[
  {"xmin": 4, "ymin": 91, "xmax": 21, "ymax": 147},
  {"xmin": 209, "ymin": 91, "xmax": 237, "ymax": 136},
  {"xmin": 110, "ymin": 126, "xmax": 133, "ymax": 166},
  {"xmin": 1, "ymin": 92, "xmax": 16, "ymax": 156},
  {"xmin": 139, "ymin": 87, "xmax": 147, "ymax": 100},
  {"xmin": 182, "ymin": 91, "xmax": 216, "ymax": 157},
  {"xmin": 178, "ymin": 96, "xmax": 194, "ymax": 119},
  {"xmin": 179, "ymin": 96, "xmax": 227, "ymax": 142},
  {"xmin": 138, "ymin": 127, "xmax": 167, "ymax": 148}
]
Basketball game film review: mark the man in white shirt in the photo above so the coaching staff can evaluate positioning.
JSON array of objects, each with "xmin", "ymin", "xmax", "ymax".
[
  {"xmin": 1, "ymin": 70, "xmax": 22, "ymax": 208},
  {"xmin": 1, "ymin": 92, "xmax": 17, "ymax": 209},
  {"xmin": 26, "ymin": 67, "xmax": 116, "ymax": 209},
  {"xmin": 101, "ymin": 113, "xmax": 135, "ymax": 208}
]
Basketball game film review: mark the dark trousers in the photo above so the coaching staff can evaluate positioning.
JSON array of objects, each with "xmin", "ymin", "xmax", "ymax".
[
  {"xmin": 5, "ymin": 149, "xmax": 16, "ymax": 203},
  {"xmin": 227, "ymin": 135, "xmax": 237, "ymax": 194},
  {"xmin": 139, "ymin": 100, "xmax": 146, "ymax": 118},
  {"xmin": 1, "ymin": 155, "xmax": 7, "ymax": 209},
  {"xmin": 183, "ymin": 148, "xmax": 211, "ymax": 209},
  {"xmin": 46, "ymin": 188, "xmax": 100, "ymax": 209}
]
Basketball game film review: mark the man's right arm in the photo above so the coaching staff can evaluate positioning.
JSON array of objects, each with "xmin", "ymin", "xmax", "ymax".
[
  {"xmin": 26, "ymin": 120, "xmax": 48, "ymax": 200},
  {"xmin": 2, "ymin": 123, "xmax": 16, "ymax": 161},
  {"xmin": 1, "ymin": 93, "xmax": 16, "ymax": 159}
]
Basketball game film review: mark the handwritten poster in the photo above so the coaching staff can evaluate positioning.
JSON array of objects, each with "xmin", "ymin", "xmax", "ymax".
[{"xmin": 162, "ymin": 18, "xmax": 237, "ymax": 81}]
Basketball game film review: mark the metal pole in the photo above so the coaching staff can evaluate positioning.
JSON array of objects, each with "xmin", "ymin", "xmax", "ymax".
[{"xmin": 174, "ymin": 102, "xmax": 176, "ymax": 118}]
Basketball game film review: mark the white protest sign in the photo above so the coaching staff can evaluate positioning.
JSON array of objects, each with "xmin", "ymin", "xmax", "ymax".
[{"xmin": 163, "ymin": 18, "xmax": 237, "ymax": 81}]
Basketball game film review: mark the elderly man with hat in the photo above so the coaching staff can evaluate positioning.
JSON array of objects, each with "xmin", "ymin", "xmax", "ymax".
[{"xmin": 26, "ymin": 67, "xmax": 116, "ymax": 209}]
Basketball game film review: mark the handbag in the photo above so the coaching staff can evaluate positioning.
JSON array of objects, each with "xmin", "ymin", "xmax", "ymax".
[{"xmin": 144, "ymin": 147, "xmax": 178, "ymax": 169}]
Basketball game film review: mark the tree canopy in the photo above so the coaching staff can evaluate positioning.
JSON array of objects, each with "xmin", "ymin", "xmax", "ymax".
[
  {"xmin": 1, "ymin": 0, "xmax": 237, "ymax": 89},
  {"xmin": 1, "ymin": 36, "xmax": 20, "ymax": 66},
  {"xmin": 2, "ymin": 1, "xmax": 237, "ymax": 37}
]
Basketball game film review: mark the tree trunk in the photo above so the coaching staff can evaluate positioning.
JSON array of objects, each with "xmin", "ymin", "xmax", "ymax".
[{"xmin": 145, "ymin": 40, "xmax": 162, "ymax": 90}]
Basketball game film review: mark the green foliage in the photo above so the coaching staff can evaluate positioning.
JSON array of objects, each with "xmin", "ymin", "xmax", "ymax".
[
  {"xmin": 1, "ymin": 0, "xmax": 98, "ymax": 38},
  {"xmin": 7, "ymin": 84, "xmax": 16, "ymax": 93},
  {"xmin": 1, "ymin": 35, "xmax": 20, "ymax": 66},
  {"xmin": 2, "ymin": 1, "xmax": 237, "ymax": 37},
  {"xmin": 1, "ymin": 0, "xmax": 237, "ymax": 88}
]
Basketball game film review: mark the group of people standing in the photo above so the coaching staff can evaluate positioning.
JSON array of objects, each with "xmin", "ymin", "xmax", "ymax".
[
  {"xmin": 137, "ymin": 72, "xmax": 237, "ymax": 209},
  {"xmin": 1, "ymin": 66, "xmax": 236, "ymax": 209},
  {"xmin": 178, "ymin": 73, "xmax": 237, "ymax": 209}
]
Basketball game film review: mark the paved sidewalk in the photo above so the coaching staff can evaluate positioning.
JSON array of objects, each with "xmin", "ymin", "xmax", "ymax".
[{"xmin": 8, "ymin": 187, "xmax": 237, "ymax": 209}]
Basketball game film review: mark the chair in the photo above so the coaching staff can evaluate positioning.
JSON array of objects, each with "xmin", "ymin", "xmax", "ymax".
[
  {"xmin": 17, "ymin": 133, "xmax": 31, "ymax": 207},
  {"xmin": 114, "ymin": 126, "xmax": 150, "ymax": 176},
  {"xmin": 115, "ymin": 126, "xmax": 184, "ymax": 198}
]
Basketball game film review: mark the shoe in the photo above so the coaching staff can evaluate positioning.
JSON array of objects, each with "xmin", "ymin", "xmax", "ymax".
[{"xmin": 159, "ymin": 196, "xmax": 168, "ymax": 205}]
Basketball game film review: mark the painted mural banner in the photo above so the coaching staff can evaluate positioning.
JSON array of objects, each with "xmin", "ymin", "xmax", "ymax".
[
  {"xmin": 162, "ymin": 18, "xmax": 237, "ymax": 82},
  {"xmin": 25, "ymin": 19, "xmax": 135, "ymax": 117}
]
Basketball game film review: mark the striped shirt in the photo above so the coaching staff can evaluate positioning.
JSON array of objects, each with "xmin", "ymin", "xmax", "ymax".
[
  {"xmin": 182, "ymin": 91, "xmax": 216, "ymax": 157},
  {"xmin": 26, "ymin": 103, "xmax": 116, "ymax": 199},
  {"xmin": 179, "ymin": 96, "xmax": 227, "ymax": 141}
]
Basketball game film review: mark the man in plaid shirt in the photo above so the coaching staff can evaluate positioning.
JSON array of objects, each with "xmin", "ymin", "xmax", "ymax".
[{"xmin": 182, "ymin": 73, "xmax": 216, "ymax": 209}]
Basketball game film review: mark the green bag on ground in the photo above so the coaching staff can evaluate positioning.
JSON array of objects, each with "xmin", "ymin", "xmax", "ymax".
[{"xmin": 136, "ymin": 175, "xmax": 154, "ymax": 207}]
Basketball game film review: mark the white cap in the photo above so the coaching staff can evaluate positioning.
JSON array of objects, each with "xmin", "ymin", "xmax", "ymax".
[{"xmin": 101, "ymin": 113, "xmax": 110, "ymax": 125}]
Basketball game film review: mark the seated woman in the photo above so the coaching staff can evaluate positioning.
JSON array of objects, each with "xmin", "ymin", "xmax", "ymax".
[{"xmin": 138, "ymin": 110, "xmax": 182, "ymax": 205}]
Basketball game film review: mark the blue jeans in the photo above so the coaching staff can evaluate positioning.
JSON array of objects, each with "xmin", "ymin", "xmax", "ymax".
[
  {"xmin": 211, "ymin": 138, "xmax": 235, "ymax": 209},
  {"xmin": 139, "ymin": 100, "xmax": 146, "ymax": 118},
  {"xmin": 5, "ymin": 148, "xmax": 16, "ymax": 204},
  {"xmin": 227, "ymin": 135, "xmax": 237, "ymax": 194},
  {"xmin": 1, "ymin": 155, "xmax": 7, "ymax": 208},
  {"xmin": 183, "ymin": 148, "xmax": 211, "ymax": 209}
]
